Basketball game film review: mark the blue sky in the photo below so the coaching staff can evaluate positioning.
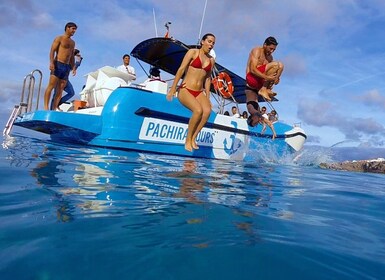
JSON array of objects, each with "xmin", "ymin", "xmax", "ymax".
[{"xmin": 1, "ymin": 0, "xmax": 385, "ymax": 147}]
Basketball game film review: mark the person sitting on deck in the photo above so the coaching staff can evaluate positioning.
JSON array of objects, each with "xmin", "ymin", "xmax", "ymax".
[
  {"xmin": 141, "ymin": 67, "xmax": 162, "ymax": 84},
  {"xmin": 261, "ymin": 106, "xmax": 269, "ymax": 119},
  {"xmin": 231, "ymin": 106, "xmax": 240, "ymax": 118},
  {"xmin": 140, "ymin": 67, "xmax": 168, "ymax": 94},
  {"xmin": 246, "ymin": 101, "xmax": 276, "ymax": 140},
  {"xmin": 149, "ymin": 67, "xmax": 161, "ymax": 80},
  {"xmin": 268, "ymin": 110, "xmax": 278, "ymax": 122}
]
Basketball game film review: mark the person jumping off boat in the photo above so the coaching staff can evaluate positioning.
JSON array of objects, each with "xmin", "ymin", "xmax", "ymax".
[
  {"xmin": 166, "ymin": 33, "xmax": 216, "ymax": 152},
  {"xmin": 245, "ymin": 36, "xmax": 284, "ymax": 102}
]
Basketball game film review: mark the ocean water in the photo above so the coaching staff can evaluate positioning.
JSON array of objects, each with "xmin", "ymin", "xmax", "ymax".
[{"xmin": 1, "ymin": 133, "xmax": 385, "ymax": 280}]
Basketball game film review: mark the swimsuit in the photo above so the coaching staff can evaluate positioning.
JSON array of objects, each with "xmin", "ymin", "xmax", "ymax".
[
  {"xmin": 177, "ymin": 54, "xmax": 212, "ymax": 98},
  {"xmin": 246, "ymin": 64, "xmax": 267, "ymax": 89},
  {"xmin": 179, "ymin": 83, "xmax": 202, "ymax": 98},
  {"xmin": 190, "ymin": 55, "xmax": 212, "ymax": 72},
  {"xmin": 52, "ymin": 60, "xmax": 71, "ymax": 80},
  {"xmin": 50, "ymin": 59, "xmax": 81, "ymax": 109}
]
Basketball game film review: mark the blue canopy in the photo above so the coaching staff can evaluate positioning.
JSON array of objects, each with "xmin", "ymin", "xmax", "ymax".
[{"xmin": 131, "ymin": 37, "xmax": 250, "ymax": 103}]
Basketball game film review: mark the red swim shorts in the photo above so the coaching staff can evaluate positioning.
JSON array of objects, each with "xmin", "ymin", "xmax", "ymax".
[{"xmin": 246, "ymin": 64, "xmax": 267, "ymax": 89}]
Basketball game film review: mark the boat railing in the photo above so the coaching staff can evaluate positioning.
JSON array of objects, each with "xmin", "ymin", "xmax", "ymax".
[
  {"xmin": 210, "ymin": 70, "xmax": 239, "ymax": 115},
  {"xmin": 22, "ymin": 69, "xmax": 43, "ymax": 113},
  {"xmin": 3, "ymin": 69, "xmax": 43, "ymax": 136}
]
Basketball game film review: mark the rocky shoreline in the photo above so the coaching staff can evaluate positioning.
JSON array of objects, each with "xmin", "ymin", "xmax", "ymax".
[{"xmin": 320, "ymin": 158, "xmax": 385, "ymax": 174}]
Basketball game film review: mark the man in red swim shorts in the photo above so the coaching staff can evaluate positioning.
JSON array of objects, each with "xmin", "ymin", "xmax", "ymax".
[{"xmin": 245, "ymin": 36, "xmax": 284, "ymax": 103}]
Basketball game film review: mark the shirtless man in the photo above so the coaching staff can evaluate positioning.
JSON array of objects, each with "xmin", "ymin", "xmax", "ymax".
[
  {"xmin": 44, "ymin": 22, "xmax": 77, "ymax": 110},
  {"xmin": 245, "ymin": 36, "xmax": 284, "ymax": 104}
]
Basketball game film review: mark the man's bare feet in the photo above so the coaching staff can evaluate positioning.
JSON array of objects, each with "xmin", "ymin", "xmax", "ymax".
[
  {"xmin": 267, "ymin": 90, "xmax": 277, "ymax": 97},
  {"xmin": 258, "ymin": 88, "xmax": 271, "ymax": 101},
  {"xmin": 192, "ymin": 142, "xmax": 199, "ymax": 150}
]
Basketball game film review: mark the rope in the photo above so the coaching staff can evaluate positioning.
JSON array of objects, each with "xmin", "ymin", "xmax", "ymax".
[{"xmin": 135, "ymin": 57, "xmax": 149, "ymax": 78}]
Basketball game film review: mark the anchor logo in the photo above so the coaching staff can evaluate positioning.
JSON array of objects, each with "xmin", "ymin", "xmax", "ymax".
[{"xmin": 223, "ymin": 121, "xmax": 242, "ymax": 155}]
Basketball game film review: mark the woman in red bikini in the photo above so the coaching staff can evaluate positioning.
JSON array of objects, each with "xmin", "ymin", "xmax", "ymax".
[{"xmin": 167, "ymin": 33, "xmax": 215, "ymax": 152}]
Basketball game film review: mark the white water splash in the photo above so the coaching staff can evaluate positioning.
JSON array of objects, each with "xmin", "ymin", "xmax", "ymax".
[{"xmin": 245, "ymin": 142, "xmax": 334, "ymax": 167}]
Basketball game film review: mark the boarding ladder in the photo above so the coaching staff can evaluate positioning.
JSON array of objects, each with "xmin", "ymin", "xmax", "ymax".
[{"xmin": 3, "ymin": 69, "xmax": 43, "ymax": 136}]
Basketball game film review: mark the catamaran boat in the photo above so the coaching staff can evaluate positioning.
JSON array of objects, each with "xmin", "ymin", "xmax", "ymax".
[{"xmin": 4, "ymin": 37, "xmax": 306, "ymax": 160}]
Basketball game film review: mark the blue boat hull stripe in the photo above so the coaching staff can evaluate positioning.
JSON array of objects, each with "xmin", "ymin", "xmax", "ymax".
[{"xmin": 134, "ymin": 107, "xmax": 306, "ymax": 139}]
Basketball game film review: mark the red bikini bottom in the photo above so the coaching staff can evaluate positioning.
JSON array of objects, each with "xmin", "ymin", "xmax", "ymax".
[{"xmin": 179, "ymin": 83, "xmax": 202, "ymax": 98}]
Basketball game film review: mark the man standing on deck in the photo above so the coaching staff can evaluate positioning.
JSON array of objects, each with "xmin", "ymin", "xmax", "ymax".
[
  {"xmin": 50, "ymin": 48, "xmax": 83, "ymax": 110},
  {"xmin": 44, "ymin": 22, "xmax": 77, "ymax": 110},
  {"xmin": 117, "ymin": 54, "xmax": 136, "ymax": 81},
  {"xmin": 245, "ymin": 36, "xmax": 284, "ymax": 108}
]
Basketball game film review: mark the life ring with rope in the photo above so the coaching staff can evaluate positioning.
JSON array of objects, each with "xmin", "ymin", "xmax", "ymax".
[{"xmin": 212, "ymin": 72, "xmax": 234, "ymax": 98}]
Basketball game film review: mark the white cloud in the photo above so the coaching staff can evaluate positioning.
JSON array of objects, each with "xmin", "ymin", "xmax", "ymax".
[{"xmin": 357, "ymin": 89, "xmax": 385, "ymax": 109}]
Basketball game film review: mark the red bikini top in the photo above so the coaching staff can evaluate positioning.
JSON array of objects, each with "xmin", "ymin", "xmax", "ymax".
[{"xmin": 190, "ymin": 55, "xmax": 212, "ymax": 72}]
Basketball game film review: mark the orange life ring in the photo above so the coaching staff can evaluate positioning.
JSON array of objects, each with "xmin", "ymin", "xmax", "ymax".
[{"xmin": 212, "ymin": 72, "xmax": 234, "ymax": 98}]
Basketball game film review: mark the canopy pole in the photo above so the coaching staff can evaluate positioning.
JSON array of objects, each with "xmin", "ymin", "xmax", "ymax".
[
  {"xmin": 153, "ymin": 8, "xmax": 158, "ymax": 37},
  {"xmin": 197, "ymin": 0, "xmax": 208, "ymax": 44}
]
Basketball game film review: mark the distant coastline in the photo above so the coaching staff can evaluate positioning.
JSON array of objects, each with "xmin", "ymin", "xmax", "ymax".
[{"xmin": 320, "ymin": 158, "xmax": 385, "ymax": 174}]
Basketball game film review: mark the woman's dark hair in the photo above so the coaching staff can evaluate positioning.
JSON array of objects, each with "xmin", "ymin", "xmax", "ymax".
[{"xmin": 200, "ymin": 33, "xmax": 215, "ymax": 46}]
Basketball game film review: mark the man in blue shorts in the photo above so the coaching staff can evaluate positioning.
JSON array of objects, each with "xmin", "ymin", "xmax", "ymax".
[
  {"xmin": 50, "ymin": 49, "xmax": 83, "ymax": 110},
  {"xmin": 43, "ymin": 22, "xmax": 77, "ymax": 110}
]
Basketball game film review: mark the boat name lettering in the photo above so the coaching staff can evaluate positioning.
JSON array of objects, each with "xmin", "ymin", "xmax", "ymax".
[
  {"xmin": 196, "ymin": 130, "xmax": 214, "ymax": 144},
  {"xmin": 146, "ymin": 122, "xmax": 186, "ymax": 140},
  {"xmin": 139, "ymin": 118, "xmax": 214, "ymax": 144}
]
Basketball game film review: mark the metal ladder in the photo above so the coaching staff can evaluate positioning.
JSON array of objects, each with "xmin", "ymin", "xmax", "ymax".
[{"xmin": 3, "ymin": 69, "xmax": 43, "ymax": 136}]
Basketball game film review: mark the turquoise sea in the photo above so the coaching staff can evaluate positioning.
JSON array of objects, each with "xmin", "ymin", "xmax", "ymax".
[{"xmin": 1, "ymin": 133, "xmax": 384, "ymax": 280}]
